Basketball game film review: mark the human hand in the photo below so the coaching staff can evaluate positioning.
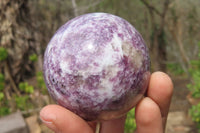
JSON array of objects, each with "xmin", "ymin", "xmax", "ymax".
[{"xmin": 40, "ymin": 71, "xmax": 173, "ymax": 133}]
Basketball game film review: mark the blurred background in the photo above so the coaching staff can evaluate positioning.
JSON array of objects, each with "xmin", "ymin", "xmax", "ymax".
[{"xmin": 0, "ymin": 0, "xmax": 200, "ymax": 133}]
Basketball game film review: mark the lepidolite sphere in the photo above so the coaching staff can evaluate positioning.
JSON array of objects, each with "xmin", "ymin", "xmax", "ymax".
[{"xmin": 43, "ymin": 13, "xmax": 150, "ymax": 121}]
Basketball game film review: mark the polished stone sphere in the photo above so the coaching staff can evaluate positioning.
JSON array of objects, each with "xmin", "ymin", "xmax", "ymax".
[{"xmin": 43, "ymin": 13, "xmax": 150, "ymax": 121}]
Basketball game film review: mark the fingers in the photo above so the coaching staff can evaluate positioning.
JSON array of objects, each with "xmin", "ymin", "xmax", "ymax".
[
  {"xmin": 147, "ymin": 71, "xmax": 173, "ymax": 126},
  {"xmin": 100, "ymin": 115, "xmax": 126, "ymax": 133},
  {"xmin": 135, "ymin": 97, "xmax": 163, "ymax": 133},
  {"xmin": 39, "ymin": 72, "xmax": 173, "ymax": 133},
  {"xmin": 40, "ymin": 105, "xmax": 93, "ymax": 133}
]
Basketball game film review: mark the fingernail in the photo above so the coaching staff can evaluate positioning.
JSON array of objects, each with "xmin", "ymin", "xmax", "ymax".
[
  {"xmin": 40, "ymin": 116, "xmax": 53, "ymax": 124},
  {"xmin": 40, "ymin": 110, "xmax": 57, "ymax": 131},
  {"xmin": 40, "ymin": 110, "xmax": 56, "ymax": 123}
]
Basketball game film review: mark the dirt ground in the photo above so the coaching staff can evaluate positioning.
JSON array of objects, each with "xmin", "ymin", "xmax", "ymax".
[{"xmin": 166, "ymin": 77, "xmax": 198, "ymax": 133}]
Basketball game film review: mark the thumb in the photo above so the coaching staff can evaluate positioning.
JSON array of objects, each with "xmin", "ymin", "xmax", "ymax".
[{"xmin": 40, "ymin": 104, "xmax": 93, "ymax": 133}]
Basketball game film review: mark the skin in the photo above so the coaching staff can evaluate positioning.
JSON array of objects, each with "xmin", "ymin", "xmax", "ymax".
[{"xmin": 40, "ymin": 71, "xmax": 173, "ymax": 133}]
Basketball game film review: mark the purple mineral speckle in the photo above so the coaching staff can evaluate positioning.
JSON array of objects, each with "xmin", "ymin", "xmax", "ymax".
[{"xmin": 43, "ymin": 12, "xmax": 150, "ymax": 121}]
